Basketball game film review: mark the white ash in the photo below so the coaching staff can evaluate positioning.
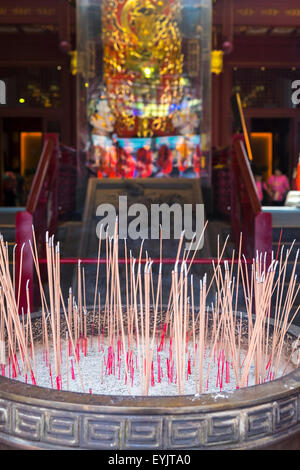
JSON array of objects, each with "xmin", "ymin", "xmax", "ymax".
[{"xmin": 8, "ymin": 335, "xmax": 295, "ymax": 397}]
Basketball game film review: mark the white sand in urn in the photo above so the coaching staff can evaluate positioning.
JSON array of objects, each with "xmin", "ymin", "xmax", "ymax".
[{"xmin": 10, "ymin": 334, "xmax": 295, "ymax": 397}]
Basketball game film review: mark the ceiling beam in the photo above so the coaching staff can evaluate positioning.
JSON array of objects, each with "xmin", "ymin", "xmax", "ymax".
[
  {"xmin": 214, "ymin": 0, "xmax": 300, "ymax": 28},
  {"xmin": 0, "ymin": 0, "xmax": 75, "ymax": 26}
]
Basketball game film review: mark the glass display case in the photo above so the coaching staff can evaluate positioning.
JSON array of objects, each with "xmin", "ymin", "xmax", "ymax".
[{"xmin": 76, "ymin": 0, "xmax": 212, "ymax": 185}]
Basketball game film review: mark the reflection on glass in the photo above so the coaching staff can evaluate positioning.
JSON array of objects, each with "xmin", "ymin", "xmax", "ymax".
[
  {"xmin": 0, "ymin": 67, "xmax": 61, "ymax": 108},
  {"xmin": 77, "ymin": 0, "xmax": 211, "ymax": 183}
]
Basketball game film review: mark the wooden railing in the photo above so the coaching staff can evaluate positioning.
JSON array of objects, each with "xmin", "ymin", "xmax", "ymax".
[
  {"xmin": 15, "ymin": 134, "xmax": 77, "ymax": 313},
  {"xmin": 15, "ymin": 134, "xmax": 59, "ymax": 312},
  {"xmin": 230, "ymin": 134, "xmax": 272, "ymax": 259},
  {"xmin": 26, "ymin": 135, "xmax": 57, "ymax": 214}
]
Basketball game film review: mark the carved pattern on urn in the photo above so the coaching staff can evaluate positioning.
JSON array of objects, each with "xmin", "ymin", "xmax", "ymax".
[{"xmin": 0, "ymin": 388, "xmax": 299, "ymax": 449}]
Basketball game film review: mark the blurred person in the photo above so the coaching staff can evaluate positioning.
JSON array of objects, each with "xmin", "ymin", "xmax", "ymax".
[
  {"xmin": 193, "ymin": 144, "xmax": 203, "ymax": 177},
  {"xmin": 3, "ymin": 171, "xmax": 17, "ymax": 206},
  {"xmin": 97, "ymin": 146, "xmax": 116, "ymax": 178},
  {"xmin": 136, "ymin": 145, "xmax": 153, "ymax": 177},
  {"xmin": 177, "ymin": 137, "xmax": 191, "ymax": 174},
  {"xmin": 267, "ymin": 168, "xmax": 290, "ymax": 206},
  {"xmin": 254, "ymin": 173, "xmax": 268, "ymax": 204},
  {"xmin": 116, "ymin": 144, "xmax": 135, "ymax": 178},
  {"xmin": 156, "ymin": 144, "xmax": 173, "ymax": 175}
]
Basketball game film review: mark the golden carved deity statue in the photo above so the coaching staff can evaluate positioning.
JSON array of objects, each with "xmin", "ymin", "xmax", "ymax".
[{"xmin": 101, "ymin": 0, "xmax": 184, "ymax": 137}]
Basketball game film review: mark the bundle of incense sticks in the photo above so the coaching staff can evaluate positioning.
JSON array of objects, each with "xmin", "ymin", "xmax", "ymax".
[{"xmin": 0, "ymin": 223, "xmax": 299, "ymax": 396}]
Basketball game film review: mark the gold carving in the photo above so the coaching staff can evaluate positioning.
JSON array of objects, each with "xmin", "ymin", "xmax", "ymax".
[
  {"xmin": 9, "ymin": 6, "xmax": 55, "ymax": 16},
  {"xmin": 11, "ymin": 7, "xmax": 32, "ymax": 15},
  {"xmin": 260, "ymin": 9, "xmax": 279, "ymax": 16},
  {"xmin": 35, "ymin": 8, "xmax": 56, "ymax": 16},
  {"xmin": 237, "ymin": 8, "xmax": 255, "ymax": 16},
  {"xmin": 101, "ymin": 0, "xmax": 184, "ymax": 137},
  {"xmin": 285, "ymin": 9, "xmax": 300, "ymax": 16}
]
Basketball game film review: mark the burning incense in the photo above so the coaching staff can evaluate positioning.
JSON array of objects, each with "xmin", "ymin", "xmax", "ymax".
[{"xmin": 0, "ymin": 223, "xmax": 298, "ymax": 397}]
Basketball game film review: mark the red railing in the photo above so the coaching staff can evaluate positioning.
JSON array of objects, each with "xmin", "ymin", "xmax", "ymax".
[
  {"xmin": 15, "ymin": 134, "xmax": 77, "ymax": 313},
  {"xmin": 230, "ymin": 134, "xmax": 272, "ymax": 259}
]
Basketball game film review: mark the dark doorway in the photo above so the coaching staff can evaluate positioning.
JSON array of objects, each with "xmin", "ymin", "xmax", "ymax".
[
  {"xmin": 251, "ymin": 118, "xmax": 291, "ymax": 178},
  {"xmin": 1, "ymin": 117, "xmax": 43, "ymax": 206}
]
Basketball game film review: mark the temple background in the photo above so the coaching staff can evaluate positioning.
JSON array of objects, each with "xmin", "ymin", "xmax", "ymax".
[{"xmin": 0, "ymin": 0, "xmax": 299, "ymax": 202}]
